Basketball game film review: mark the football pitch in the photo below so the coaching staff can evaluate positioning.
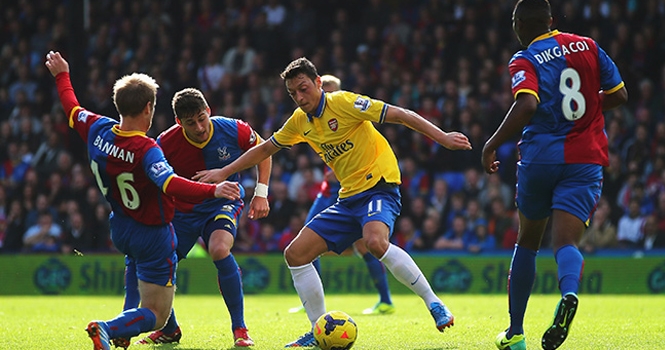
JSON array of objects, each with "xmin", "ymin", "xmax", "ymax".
[{"xmin": 1, "ymin": 294, "xmax": 663, "ymax": 349}]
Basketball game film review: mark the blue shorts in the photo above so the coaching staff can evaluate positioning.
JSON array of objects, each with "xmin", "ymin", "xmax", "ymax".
[
  {"xmin": 306, "ymin": 181, "xmax": 401, "ymax": 254},
  {"xmin": 173, "ymin": 200, "xmax": 244, "ymax": 259},
  {"xmin": 516, "ymin": 163, "xmax": 603, "ymax": 224},
  {"xmin": 109, "ymin": 213, "xmax": 177, "ymax": 286},
  {"xmin": 305, "ymin": 192, "xmax": 338, "ymax": 223}
]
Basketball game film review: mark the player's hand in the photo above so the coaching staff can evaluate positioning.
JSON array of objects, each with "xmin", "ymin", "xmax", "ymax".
[
  {"xmin": 441, "ymin": 132, "xmax": 472, "ymax": 150},
  {"xmin": 214, "ymin": 181, "xmax": 240, "ymax": 200},
  {"xmin": 193, "ymin": 168, "xmax": 227, "ymax": 183},
  {"xmin": 481, "ymin": 144, "xmax": 500, "ymax": 174},
  {"xmin": 248, "ymin": 196, "xmax": 270, "ymax": 220},
  {"xmin": 44, "ymin": 51, "xmax": 69, "ymax": 77}
]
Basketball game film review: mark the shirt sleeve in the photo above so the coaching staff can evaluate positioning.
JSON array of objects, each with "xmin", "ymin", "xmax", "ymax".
[
  {"xmin": 236, "ymin": 119, "xmax": 259, "ymax": 151},
  {"xmin": 56, "ymin": 72, "xmax": 102, "ymax": 143},
  {"xmin": 509, "ymin": 56, "xmax": 540, "ymax": 103},
  {"xmin": 338, "ymin": 91, "xmax": 388, "ymax": 123},
  {"xmin": 596, "ymin": 43, "xmax": 624, "ymax": 93},
  {"xmin": 142, "ymin": 146, "xmax": 177, "ymax": 190},
  {"xmin": 142, "ymin": 146, "xmax": 216, "ymax": 200},
  {"xmin": 270, "ymin": 113, "xmax": 305, "ymax": 149}
]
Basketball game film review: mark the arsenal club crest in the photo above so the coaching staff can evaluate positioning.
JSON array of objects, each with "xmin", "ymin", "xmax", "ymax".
[{"xmin": 328, "ymin": 118, "xmax": 338, "ymax": 131}]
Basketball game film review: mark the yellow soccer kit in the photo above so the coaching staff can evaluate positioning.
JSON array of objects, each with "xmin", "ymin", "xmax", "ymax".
[{"xmin": 270, "ymin": 91, "xmax": 401, "ymax": 198}]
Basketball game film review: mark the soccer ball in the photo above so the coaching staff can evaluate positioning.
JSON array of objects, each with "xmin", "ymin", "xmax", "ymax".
[{"xmin": 314, "ymin": 310, "xmax": 358, "ymax": 350}]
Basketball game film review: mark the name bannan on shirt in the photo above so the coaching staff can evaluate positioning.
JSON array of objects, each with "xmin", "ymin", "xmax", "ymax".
[
  {"xmin": 533, "ymin": 40, "xmax": 591, "ymax": 64},
  {"xmin": 93, "ymin": 135, "xmax": 135, "ymax": 163},
  {"xmin": 318, "ymin": 140, "xmax": 354, "ymax": 163}
]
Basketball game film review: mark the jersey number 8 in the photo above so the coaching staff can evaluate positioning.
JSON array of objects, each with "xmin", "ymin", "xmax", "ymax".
[{"xmin": 559, "ymin": 68, "xmax": 586, "ymax": 121}]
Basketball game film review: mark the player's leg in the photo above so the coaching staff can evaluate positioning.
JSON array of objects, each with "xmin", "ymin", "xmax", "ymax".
[
  {"xmin": 90, "ymin": 267, "xmax": 175, "ymax": 347},
  {"xmin": 284, "ymin": 227, "xmax": 330, "ymax": 323},
  {"xmin": 88, "ymin": 221, "xmax": 176, "ymax": 349},
  {"xmin": 122, "ymin": 256, "xmax": 140, "ymax": 310},
  {"xmin": 496, "ymin": 211, "xmax": 548, "ymax": 350},
  {"xmin": 365, "ymin": 222, "xmax": 453, "ymax": 331},
  {"xmin": 289, "ymin": 194, "xmax": 332, "ymax": 313},
  {"xmin": 497, "ymin": 162, "xmax": 555, "ymax": 350},
  {"xmin": 110, "ymin": 257, "xmax": 139, "ymax": 348},
  {"xmin": 542, "ymin": 164, "xmax": 601, "ymax": 350},
  {"xmin": 135, "ymin": 218, "xmax": 200, "ymax": 345},
  {"xmin": 353, "ymin": 238, "xmax": 394, "ymax": 315},
  {"xmin": 358, "ymin": 186, "xmax": 453, "ymax": 331},
  {"xmin": 205, "ymin": 214, "xmax": 254, "ymax": 347},
  {"xmin": 540, "ymin": 210, "xmax": 583, "ymax": 350},
  {"xmin": 283, "ymin": 227, "xmax": 330, "ymax": 347}
]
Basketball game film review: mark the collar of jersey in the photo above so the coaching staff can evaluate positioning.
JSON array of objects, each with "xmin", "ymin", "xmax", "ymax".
[
  {"xmin": 112, "ymin": 125, "xmax": 145, "ymax": 137},
  {"xmin": 181, "ymin": 120, "xmax": 214, "ymax": 149},
  {"xmin": 306, "ymin": 91, "xmax": 326, "ymax": 121},
  {"xmin": 529, "ymin": 29, "xmax": 560, "ymax": 46}
]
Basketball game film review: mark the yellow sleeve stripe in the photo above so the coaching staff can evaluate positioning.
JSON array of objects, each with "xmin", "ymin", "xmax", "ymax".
[
  {"xmin": 379, "ymin": 104, "xmax": 388, "ymax": 124},
  {"xmin": 269, "ymin": 136, "xmax": 290, "ymax": 149},
  {"xmin": 162, "ymin": 174, "xmax": 175, "ymax": 192},
  {"xmin": 68, "ymin": 106, "xmax": 82, "ymax": 128},
  {"xmin": 514, "ymin": 89, "xmax": 540, "ymax": 103},
  {"xmin": 604, "ymin": 81, "xmax": 625, "ymax": 94}
]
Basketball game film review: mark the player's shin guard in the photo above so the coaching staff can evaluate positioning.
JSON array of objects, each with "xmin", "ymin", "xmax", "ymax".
[
  {"xmin": 363, "ymin": 252, "xmax": 392, "ymax": 304},
  {"xmin": 106, "ymin": 308, "xmax": 157, "ymax": 339},
  {"xmin": 555, "ymin": 245, "xmax": 584, "ymax": 296},
  {"xmin": 380, "ymin": 244, "xmax": 438, "ymax": 306},
  {"xmin": 289, "ymin": 263, "xmax": 325, "ymax": 329},
  {"xmin": 215, "ymin": 254, "xmax": 246, "ymax": 330},
  {"xmin": 508, "ymin": 245, "xmax": 537, "ymax": 337}
]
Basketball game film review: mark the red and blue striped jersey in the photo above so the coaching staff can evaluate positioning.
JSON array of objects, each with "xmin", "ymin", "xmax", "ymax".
[
  {"xmin": 509, "ymin": 30, "xmax": 624, "ymax": 166},
  {"xmin": 157, "ymin": 116, "xmax": 258, "ymax": 214},
  {"xmin": 69, "ymin": 107, "xmax": 177, "ymax": 226}
]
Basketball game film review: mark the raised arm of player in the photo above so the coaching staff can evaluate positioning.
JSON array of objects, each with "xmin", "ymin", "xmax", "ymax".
[
  {"xmin": 481, "ymin": 93, "xmax": 538, "ymax": 175},
  {"xmin": 383, "ymin": 105, "xmax": 472, "ymax": 151},
  {"xmin": 46, "ymin": 51, "xmax": 240, "ymax": 202},
  {"xmin": 45, "ymin": 51, "xmax": 79, "ymax": 116},
  {"xmin": 193, "ymin": 139, "xmax": 279, "ymax": 184}
]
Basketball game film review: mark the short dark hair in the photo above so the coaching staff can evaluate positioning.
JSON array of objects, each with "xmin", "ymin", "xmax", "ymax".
[
  {"xmin": 280, "ymin": 57, "xmax": 318, "ymax": 81},
  {"xmin": 514, "ymin": 0, "xmax": 551, "ymax": 26},
  {"xmin": 172, "ymin": 88, "xmax": 209, "ymax": 120}
]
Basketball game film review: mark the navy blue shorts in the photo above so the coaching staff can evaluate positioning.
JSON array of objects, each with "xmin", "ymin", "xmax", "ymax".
[
  {"xmin": 110, "ymin": 214, "xmax": 177, "ymax": 286},
  {"xmin": 306, "ymin": 181, "xmax": 401, "ymax": 254},
  {"xmin": 173, "ymin": 200, "xmax": 244, "ymax": 259},
  {"xmin": 516, "ymin": 162, "xmax": 603, "ymax": 224}
]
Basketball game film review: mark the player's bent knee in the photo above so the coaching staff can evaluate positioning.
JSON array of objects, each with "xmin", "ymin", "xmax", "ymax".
[
  {"xmin": 284, "ymin": 246, "xmax": 314, "ymax": 267},
  {"xmin": 208, "ymin": 244, "xmax": 231, "ymax": 260},
  {"xmin": 363, "ymin": 236, "xmax": 388, "ymax": 257}
]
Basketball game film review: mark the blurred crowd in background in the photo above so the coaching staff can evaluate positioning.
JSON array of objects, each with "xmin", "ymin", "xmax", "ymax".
[{"xmin": 1, "ymin": 0, "xmax": 665, "ymax": 255}]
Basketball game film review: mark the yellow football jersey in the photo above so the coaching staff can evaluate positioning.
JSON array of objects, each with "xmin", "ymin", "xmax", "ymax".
[{"xmin": 270, "ymin": 91, "xmax": 401, "ymax": 198}]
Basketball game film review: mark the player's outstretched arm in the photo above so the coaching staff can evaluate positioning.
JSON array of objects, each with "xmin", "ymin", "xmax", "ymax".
[
  {"xmin": 165, "ymin": 175, "xmax": 240, "ymax": 201},
  {"xmin": 481, "ymin": 93, "xmax": 538, "ymax": 174},
  {"xmin": 383, "ymin": 105, "xmax": 472, "ymax": 151},
  {"xmin": 248, "ymin": 135, "xmax": 272, "ymax": 220},
  {"xmin": 193, "ymin": 139, "xmax": 279, "ymax": 183}
]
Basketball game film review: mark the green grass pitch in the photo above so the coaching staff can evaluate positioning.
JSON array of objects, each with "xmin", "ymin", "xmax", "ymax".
[{"xmin": 1, "ymin": 294, "xmax": 663, "ymax": 349}]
